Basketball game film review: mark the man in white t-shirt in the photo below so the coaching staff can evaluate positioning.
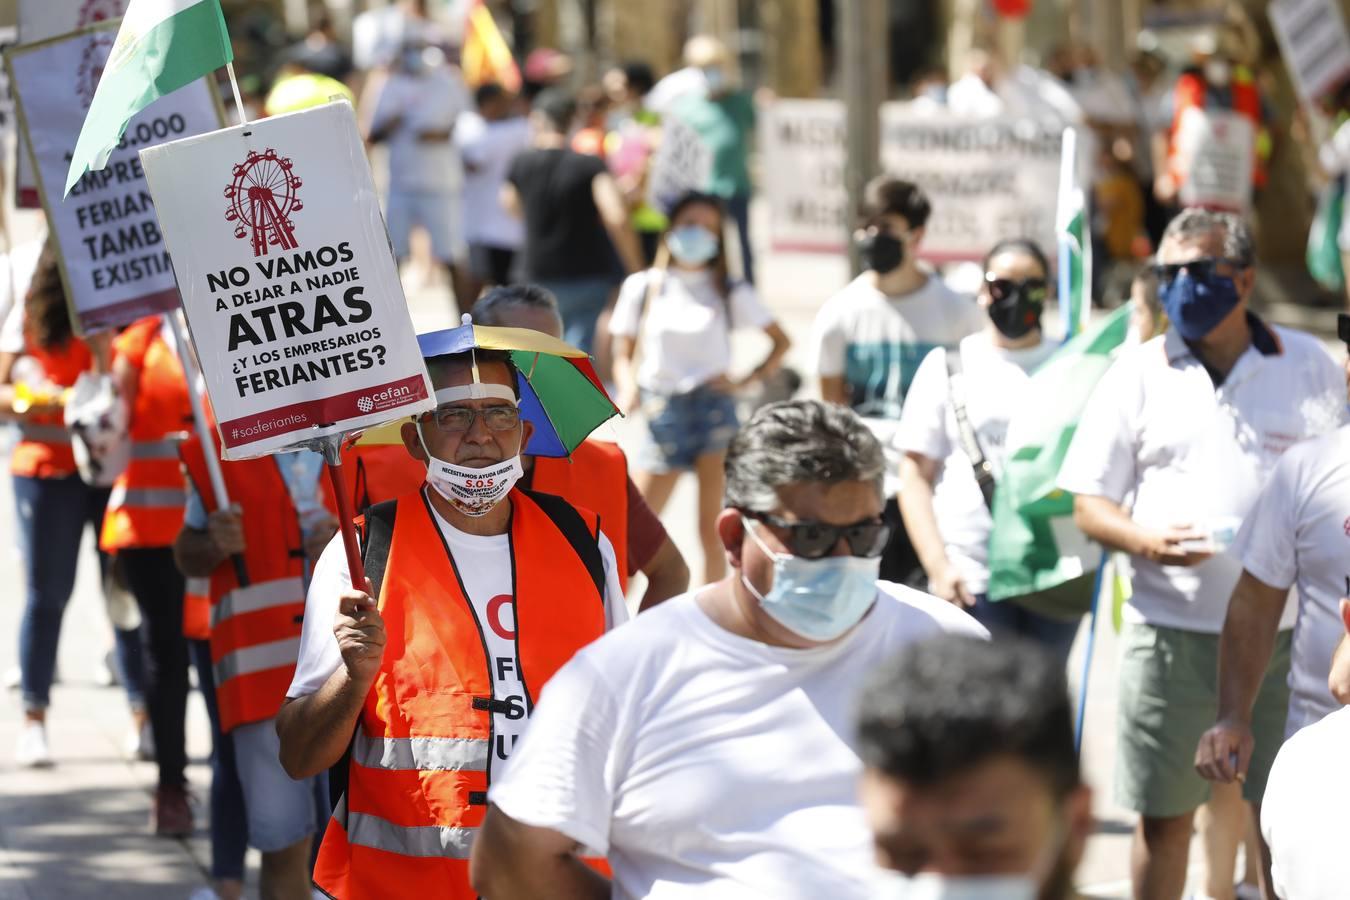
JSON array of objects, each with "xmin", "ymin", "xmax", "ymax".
[
  {"xmin": 1195, "ymin": 348, "xmax": 1350, "ymax": 774},
  {"xmin": 1260, "ymin": 600, "xmax": 1350, "ymax": 900},
  {"xmin": 1058, "ymin": 208, "xmax": 1345, "ymax": 899},
  {"xmin": 469, "ymin": 400, "xmax": 986, "ymax": 900},
  {"xmin": 455, "ymin": 83, "xmax": 531, "ymax": 293},
  {"xmin": 275, "ymin": 339, "xmax": 627, "ymax": 899},
  {"xmin": 812, "ymin": 176, "xmax": 984, "ymax": 585},
  {"xmin": 897, "ymin": 237, "xmax": 1084, "ymax": 662},
  {"xmin": 365, "ymin": 42, "xmax": 474, "ymax": 310}
]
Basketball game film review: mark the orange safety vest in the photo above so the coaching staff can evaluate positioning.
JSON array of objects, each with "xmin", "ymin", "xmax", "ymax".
[
  {"xmin": 10, "ymin": 336, "xmax": 91, "ymax": 479},
  {"xmin": 100, "ymin": 317, "xmax": 192, "ymax": 551},
  {"xmin": 180, "ymin": 431, "xmax": 338, "ymax": 731},
  {"xmin": 530, "ymin": 439, "xmax": 630, "ymax": 591},
  {"xmin": 312, "ymin": 489, "xmax": 607, "ymax": 899},
  {"xmin": 1168, "ymin": 69, "xmax": 1268, "ymax": 191}
]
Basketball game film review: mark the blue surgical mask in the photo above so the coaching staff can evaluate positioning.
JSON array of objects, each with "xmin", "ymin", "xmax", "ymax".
[
  {"xmin": 666, "ymin": 225, "xmax": 720, "ymax": 266},
  {"xmin": 873, "ymin": 872, "xmax": 1037, "ymax": 900},
  {"xmin": 1160, "ymin": 270, "xmax": 1241, "ymax": 341},
  {"xmin": 740, "ymin": 518, "xmax": 879, "ymax": 642}
]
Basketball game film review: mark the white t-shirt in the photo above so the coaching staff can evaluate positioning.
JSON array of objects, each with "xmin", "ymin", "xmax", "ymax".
[
  {"xmin": 454, "ymin": 112, "xmax": 531, "ymax": 249},
  {"xmin": 896, "ymin": 333, "xmax": 1057, "ymax": 594},
  {"xmin": 286, "ymin": 490, "xmax": 629, "ymax": 763},
  {"xmin": 1058, "ymin": 324, "xmax": 1345, "ymax": 633},
  {"xmin": 1231, "ymin": 425, "xmax": 1350, "ymax": 737},
  {"xmin": 1262, "ymin": 705, "xmax": 1350, "ymax": 900},
  {"xmin": 0, "ymin": 239, "xmax": 45, "ymax": 355},
  {"xmin": 489, "ymin": 585, "xmax": 988, "ymax": 900},
  {"xmin": 608, "ymin": 268, "xmax": 773, "ymax": 395},
  {"xmin": 812, "ymin": 273, "xmax": 985, "ymax": 495},
  {"xmin": 370, "ymin": 67, "xmax": 472, "ymax": 193}
]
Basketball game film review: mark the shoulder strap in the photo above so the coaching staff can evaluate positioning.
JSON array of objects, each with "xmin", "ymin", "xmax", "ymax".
[
  {"xmin": 522, "ymin": 489, "xmax": 605, "ymax": 601},
  {"xmin": 944, "ymin": 348, "xmax": 996, "ymax": 512},
  {"xmin": 359, "ymin": 499, "xmax": 398, "ymax": 597}
]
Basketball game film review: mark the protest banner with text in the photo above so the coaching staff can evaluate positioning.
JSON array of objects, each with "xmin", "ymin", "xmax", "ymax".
[
  {"xmin": 5, "ymin": 21, "xmax": 221, "ymax": 333},
  {"xmin": 1270, "ymin": 0, "xmax": 1350, "ymax": 107},
  {"xmin": 1173, "ymin": 108, "xmax": 1254, "ymax": 213},
  {"xmin": 759, "ymin": 99, "xmax": 847, "ymax": 253},
  {"xmin": 140, "ymin": 101, "xmax": 433, "ymax": 460},
  {"xmin": 647, "ymin": 113, "xmax": 712, "ymax": 214}
]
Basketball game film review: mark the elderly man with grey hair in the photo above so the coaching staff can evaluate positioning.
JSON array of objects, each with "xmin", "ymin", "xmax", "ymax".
[
  {"xmin": 469, "ymin": 399, "xmax": 984, "ymax": 899},
  {"xmin": 1059, "ymin": 207, "xmax": 1345, "ymax": 899}
]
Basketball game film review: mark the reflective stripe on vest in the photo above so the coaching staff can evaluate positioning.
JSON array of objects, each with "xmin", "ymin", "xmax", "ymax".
[
  {"xmin": 210, "ymin": 577, "xmax": 305, "ymax": 630},
  {"xmin": 334, "ymin": 796, "xmax": 476, "ymax": 860},
  {"xmin": 214, "ymin": 635, "xmax": 301, "ymax": 684},
  {"xmin": 16, "ymin": 423, "xmax": 71, "ymax": 444},
  {"xmin": 130, "ymin": 438, "xmax": 182, "ymax": 460},
  {"xmin": 108, "ymin": 485, "xmax": 188, "ymax": 508},
  {"xmin": 351, "ymin": 731, "xmax": 490, "ymax": 773}
]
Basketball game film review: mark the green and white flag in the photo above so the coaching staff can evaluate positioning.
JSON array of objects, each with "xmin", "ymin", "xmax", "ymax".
[
  {"xmin": 64, "ymin": 0, "xmax": 232, "ymax": 196},
  {"xmin": 1055, "ymin": 127, "xmax": 1093, "ymax": 338},
  {"xmin": 986, "ymin": 304, "xmax": 1131, "ymax": 605}
]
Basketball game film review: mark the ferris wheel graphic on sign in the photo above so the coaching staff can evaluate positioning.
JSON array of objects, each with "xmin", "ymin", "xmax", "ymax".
[{"xmin": 224, "ymin": 149, "xmax": 303, "ymax": 257}]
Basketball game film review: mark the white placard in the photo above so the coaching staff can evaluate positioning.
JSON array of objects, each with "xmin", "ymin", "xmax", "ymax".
[
  {"xmin": 879, "ymin": 107, "xmax": 1063, "ymax": 263},
  {"xmin": 1174, "ymin": 108, "xmax": 1254, "ymax": 213},
  {"xmin": 759, "ymin": 99, "xmax": 848, "ymax": 253},
  {"xmin": 140, "ymin": 101, "xmax": 434, "ymax": 459},
  {"xmin": 646, "ymin": 113, "xmax": 711, "ymax": 212},
  {"xmin": 1271, "ymin": 0, "xmax": 1350, "ymax": 105},
  {"xmin": 14, "ymin": 0, "xmax": 123, "ymax": 208},
  {"xmin": 5, "ymin": 24, "xmax": 222, "ymax": 333}
]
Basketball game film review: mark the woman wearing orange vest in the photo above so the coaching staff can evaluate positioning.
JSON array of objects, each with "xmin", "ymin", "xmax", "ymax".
[
  {"xmin": 3, "ymin": 240, "xmax": 147, "ymax": 767},
  {"xmin": 177, "ymin": 424, "xmax": 338, "ymax": 900},
  {"xmin": 101, "ymin": 313, "xmax": 195, "ymax": 834},
  {"xmin": 276, "ymin": 344, "xmax": 629, "ymax": 898}
]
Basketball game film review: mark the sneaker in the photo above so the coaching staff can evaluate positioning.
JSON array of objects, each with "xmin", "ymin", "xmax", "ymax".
[
  {"xmin": 15, "ymin": 720, "xmax": 52, "ymax": 768},
  {"xmin": 3, "ymin": 666, "xmax": 19, "ymax": 690},
  {"xmin": 124, "ymin": 718, "xmax": 154, "ymax": 761},
  {"xmin": 151, "ymin": 784, "xmax": 194, "ymax": 837}
]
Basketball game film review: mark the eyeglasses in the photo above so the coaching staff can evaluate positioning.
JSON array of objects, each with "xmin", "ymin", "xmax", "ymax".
[
  {"xmin": 984, "ymin": 275, "xmax": 1048, "ymax": 302},
  {"xmin": 742, "ymin": 510, "xmax": 891, "ymax": 560},
  {"xmin": 424, "ymin": 405, "xmax": 520, "ymax": 433},
  {"xmin": 1151, "ymin": 257, "xmax": 1248, "ymax": 286}
]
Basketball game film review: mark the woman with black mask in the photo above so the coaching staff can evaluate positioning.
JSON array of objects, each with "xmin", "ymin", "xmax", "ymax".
[{"xmin": 894, "ymin": 238, "xmax": 1083, "ymax": 662}]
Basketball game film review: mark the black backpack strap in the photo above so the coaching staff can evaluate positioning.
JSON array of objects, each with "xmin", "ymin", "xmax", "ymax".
[
  {"xmin": 359, "ymin": 499, "xmax": 398, "ymax": 597},
  {"xmin": 522, "ymin": 489, "xmax": 605, "ymax": 602},
  {"xmin": 944, "ymin": 347, "xmax": 996, "ymax": 512}
]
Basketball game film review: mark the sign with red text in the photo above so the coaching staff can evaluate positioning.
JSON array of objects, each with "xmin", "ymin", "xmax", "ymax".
[
  {"xmin": 5, "ymin": 22, "xmax": 221, "ymax": 333},
  {"xmin": 140, "ymin": 101, "xmax": 433, "ymax": 459}
]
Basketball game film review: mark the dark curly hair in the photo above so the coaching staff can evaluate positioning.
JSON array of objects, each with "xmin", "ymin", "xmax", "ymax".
[{"xmin": 24, "ymin": 239, "xmax": 73, "ymax": 351}]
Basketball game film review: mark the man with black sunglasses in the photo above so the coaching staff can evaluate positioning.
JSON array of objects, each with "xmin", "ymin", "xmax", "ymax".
[
  {"xmin": 1060, "ymin": 208, "xmax": 1344, "ymax": 900},
  {"xmin": 471, "ymin": 400, "xmax": 985, "ymax": 899}
]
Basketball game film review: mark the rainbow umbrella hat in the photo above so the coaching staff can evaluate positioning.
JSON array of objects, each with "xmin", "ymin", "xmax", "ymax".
[{"xmin": 358, "ymin": 317, "xmax": 619, "ymax": 458}]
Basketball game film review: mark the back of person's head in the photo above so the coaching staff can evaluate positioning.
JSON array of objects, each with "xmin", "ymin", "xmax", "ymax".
[
  {"xmin": 859, "ymin": 176, "xmax": 932, "ymax": 231},
  {"xmin": 475, "ymin": 81, "xmax": 507, "ymax": 110},
  {"xmin": 621, "ymin": 60, "xmax": 656, "ymax": 96},
  {"xmin": 24, "ymin": 239, "xmax": 71, "ymax": 351},
  {"xmin": 855, "ymin": 635, "xmax": 1091, "ymax": 896},
  {"xmin": 470, "ymin": 284, "xmax": 563, "ymax": 338},
  {"xmin": 533, "ymin": 88, "xmax": 576, "ymax": 133}
]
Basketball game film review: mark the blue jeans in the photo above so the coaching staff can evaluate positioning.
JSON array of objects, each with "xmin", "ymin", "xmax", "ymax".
[
  {"xmin": 537, "ymin": 277, "xmax": 615, "ymax": 356},
  {"xmin": 971, "ymin": 593, "xmax": 1081, "ymax": 665},
  {"xmin": 190, "ymin": 638, "xmax": 249, "ymax": 881},
  {"xmin": 14, "ymin": 474, "xmax": 144, "ymax": 711},
  {"xmin": 726, "ymin": 192, "xmax": 755, "ymax": 285}
]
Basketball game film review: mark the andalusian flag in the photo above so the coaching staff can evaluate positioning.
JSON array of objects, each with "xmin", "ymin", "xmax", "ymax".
[
  {"xmin": 65, "ymin": 0, "xmax": 233, "ymax": 196},
  {"xmin": 986, "ymin": 305, "xmax": 1131, "ymax": 604},
  {"xmin": 1056, "ymin": 128, "xmax": 1093, "ymax": 338},
  {"xmin": 462, "ymin": 0, "xmax": 521, "ymax": 93}
]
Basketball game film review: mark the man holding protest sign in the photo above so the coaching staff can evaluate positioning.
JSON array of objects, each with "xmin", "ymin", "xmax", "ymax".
[{"xmin": 276, "ymin": 337, "xmax": 628, "ymax": 898}]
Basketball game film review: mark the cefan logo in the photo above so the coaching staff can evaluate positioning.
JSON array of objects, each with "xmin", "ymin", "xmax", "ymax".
[
  {"xmin": 356, "ymin": 396, "xmax": 375, "ymax": 413},
  {"xmin": 224, "ymin": 149, "xmax": 304, "ymax": 257}
]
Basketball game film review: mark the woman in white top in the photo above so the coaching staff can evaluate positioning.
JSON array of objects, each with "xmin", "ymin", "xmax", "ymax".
[
  {"xmin": 895, "ymin": 238, "xmax": 1081, "ymax": 661},
  {"xmin": 609, "ymin": 191, "xmax": 790, "ymax": 584}
]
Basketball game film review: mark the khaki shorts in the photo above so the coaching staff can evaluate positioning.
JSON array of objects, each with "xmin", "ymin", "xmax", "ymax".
[{"xmin": 1116, "ymin": 622, "xmax": 1292, "ymax": 818}]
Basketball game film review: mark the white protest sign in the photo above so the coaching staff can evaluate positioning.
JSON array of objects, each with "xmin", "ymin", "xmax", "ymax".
[
  {"xmin": 5, "ymin": 23, "xmax": 221, "ymax": 333},
  {"xmin": 879, "ymin": 107, "xmax": 1062, "ymax": 263},
  {"xmin": 1174, "ymin": 108, "xmax": 1254, "ymax": 212},
  {"xmin": 647, "ymin": 113, "xmax": 711, "ymax": 212},
  {"xmin": 759, "ymin": 99, "xmax": 847, "ymax": 253},
  {"xmin": 140, "ymin": 101, "xmax": 434, "ymax": 460},
  {"xmin": 13, "ymin": 0, "xmax": 124, "ymax": 208},
  {"xmin": 1271, "ymin": 0, "xmax": 1350, "ymax": 105}
]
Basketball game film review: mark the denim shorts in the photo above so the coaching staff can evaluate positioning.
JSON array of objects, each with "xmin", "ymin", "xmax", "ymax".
[
  {"xmin": 637, "ymin": 384, "xmax": 740, "ymax": 473},
  {"xmin": 231, "ymin": 718, "xmax": 329, "ymax": 852}
]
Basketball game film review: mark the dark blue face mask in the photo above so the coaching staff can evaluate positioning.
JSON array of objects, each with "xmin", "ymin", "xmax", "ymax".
[{"xmin": 1160, "ymin": 269, "xmax": 1242, "ymax": 340}]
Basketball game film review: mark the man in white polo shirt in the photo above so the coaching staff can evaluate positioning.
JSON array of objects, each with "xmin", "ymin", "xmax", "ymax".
[
  {"xmin": 1059, "ymin": 208, "xmax": 1344, "ymax": 900},
  {"xmin": 1195, "ymin": 336, "xmax": 1350, "ymax": 773}
]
